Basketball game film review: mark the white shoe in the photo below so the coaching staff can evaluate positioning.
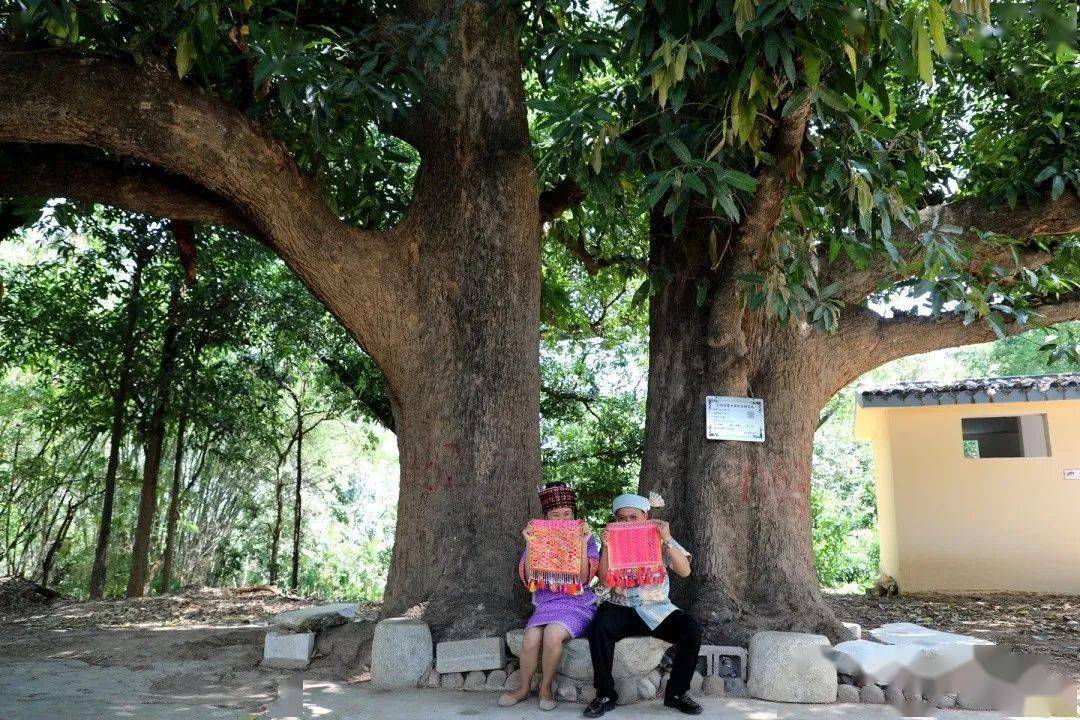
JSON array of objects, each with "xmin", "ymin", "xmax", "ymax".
[
  {"xmin": 498, "ymin": 693, "xmax": 524, "ymax": 707},
  {"xmin": 539, "ymin": 697, "xmax": 558, "ymax": 711}
]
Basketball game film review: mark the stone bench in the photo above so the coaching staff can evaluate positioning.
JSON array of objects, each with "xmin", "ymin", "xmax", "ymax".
[{"xmin": 505, "ymin": 628, "xmax": 669, "ymax": 682}]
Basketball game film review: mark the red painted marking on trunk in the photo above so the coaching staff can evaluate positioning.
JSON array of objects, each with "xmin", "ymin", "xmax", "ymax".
[
  {"xmin": 400, "ymin": 442, "xmax": 470, "ymax": 491},
  {"xmin": 741, "ymin": 457, "xmax": 809, "ymax": 517}
]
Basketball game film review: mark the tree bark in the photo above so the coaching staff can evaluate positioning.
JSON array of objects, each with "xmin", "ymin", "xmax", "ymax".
[
  {"xmin": 639, "ymin": 213, "xmax": 848, "ymax": 644},
  {"xmin": 88, "ymin": 248, "xmax": 146, "ymax": 599},
  {"xmin": 159, "ymin": 394, "xmax": 190, "ymax": 594},
  {"xmin": 269, "ymin": 470, "xmax": 284, "ymax": 586},
  {"xmin": 290, "ymin": 414, "xmax": 303, "ymax": 591},
  {"xmin": 127, "ymin": 270, "xmax": 187, "ymax": 597}
]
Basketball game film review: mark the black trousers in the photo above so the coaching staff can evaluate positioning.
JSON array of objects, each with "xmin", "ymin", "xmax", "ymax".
[{"xmin": 588, "ymin": 601, "xmax": 703, "ymax": 701}]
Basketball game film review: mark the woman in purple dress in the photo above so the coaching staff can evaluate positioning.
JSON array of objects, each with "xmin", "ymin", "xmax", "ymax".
[{"xmin": 499, "ymin": 482, "xmax": 599, "ymax": 711}]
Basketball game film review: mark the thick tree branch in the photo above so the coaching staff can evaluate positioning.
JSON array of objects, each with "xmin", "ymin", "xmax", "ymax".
[
  {"xmin": 739, "ymin": 96, "xmax": 812, "ymax": 258},
  {"xmin": 541, "ymin": 384, "xmax": 598, "ymax": 404},
  {"xmin": 832, "ymin": 192, "xmax": 1080, "ymax": 305},
  {"xmin": 0, "ymin": 145, "xmax": 256, "ymax": 234},
  {"xmin": 822, "ymin": 292, "xmax": 1080, "ymax": 392},
  {"xmin": 539, "ymin": 178, "xmax": 588, "ymax": 224},
  {"xmin": 0, "ymin": 47, "xmax": 412, "ymax": 383},
  {"xmin": 552, "ymin": 229, "xmax": 646, "ymax": 275}
]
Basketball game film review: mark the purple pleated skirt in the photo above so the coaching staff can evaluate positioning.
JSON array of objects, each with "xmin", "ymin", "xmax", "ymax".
[{"xmin": 525, "ymin": 587, "xmax": 598, "ymax": 638}]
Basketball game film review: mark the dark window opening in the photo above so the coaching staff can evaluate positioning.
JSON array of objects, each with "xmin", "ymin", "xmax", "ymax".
[{"xmin": 961, "ymin": 414, "xmax": 1051, "ymax": 458}]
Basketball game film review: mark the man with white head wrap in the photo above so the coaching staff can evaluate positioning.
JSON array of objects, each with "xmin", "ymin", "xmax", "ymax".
[{"xmin": 582, "ymin": 492, "xmax": 703, "ymax": 717}]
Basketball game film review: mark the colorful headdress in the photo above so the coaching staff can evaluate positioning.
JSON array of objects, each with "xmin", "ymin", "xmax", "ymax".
[
  {"xmin": 524, "ymin": 519, "xmax": 586, "ymax": 594},
  {"xmin": 538, "ymin": 483, "xmax": 576, "ymax": 514}
]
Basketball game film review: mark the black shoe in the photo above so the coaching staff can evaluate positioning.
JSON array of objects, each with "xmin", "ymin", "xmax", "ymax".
[
  {"xmin": 583, "ymin": 695, "xmax": 618, "ymax": 718},
  {"xmin": 663, "ymin": 694, "xmax": 703, "ymax": 715}
]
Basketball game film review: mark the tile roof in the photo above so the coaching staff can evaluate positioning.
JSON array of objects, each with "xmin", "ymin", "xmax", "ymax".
[{"xmin": 856, "ymin": 373, "xmax": 1080, "ymax": 407}]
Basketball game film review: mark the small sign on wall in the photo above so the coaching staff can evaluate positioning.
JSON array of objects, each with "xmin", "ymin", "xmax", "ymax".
[
  {"xmin": 706, "ymin": 396, "xmax": 765, "ymax": 442},
  {"xmin": 1065, "ymin": 468, "xmax": 1080, "ymax": 481}
]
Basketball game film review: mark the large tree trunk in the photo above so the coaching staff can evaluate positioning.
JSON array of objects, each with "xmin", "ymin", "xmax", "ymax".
[
  {"xmin": 377, "ymin": 4, "xmax": 540, "ymax": 639},
  {"xmin": 127, "ymin": 279, "xmax": 186, "ymax": 597},
  {"xmin": 89, "ymin": 249, "xmax": 146, "ymax": 599},
  {"xmin": 640, "ymin": 218, "xmax": 848, "ymax": 645}
]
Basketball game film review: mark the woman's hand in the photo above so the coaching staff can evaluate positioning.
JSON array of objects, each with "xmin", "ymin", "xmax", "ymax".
[
  {"xmin": 599, "ymin": 527, "xmax": 609, "ymax": 547},
  {"xmin": 522, "ymin": 525, "xmax": 534, "ymax": 542},
  {"xmin": 579, "ymin": 524, "xmax": 591, "ymax": 541}
]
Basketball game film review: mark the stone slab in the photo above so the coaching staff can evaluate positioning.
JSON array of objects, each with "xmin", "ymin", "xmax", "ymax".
[
  {"xmin": 263, "ymin": 631, "xmax": 314, "ymax": 669},
  {"xmin": 867, "ymin": 622, "xmax": 995, "ymax": 647},
  {"xmin": 831, "ymin": 639, "xmax": 933, "ymax": 685},
  {"xmin": 271, "ymin": 603, "xmax": 357, "ymax": 633},
  {"xmin": 436, "ymin": 637, "xmax": 506, "ymax": 674},
  {"xmin": 371, "ymin": 618, "xmax": 433, "ymax": 689},
  {"xmin": 747, "ymin": 631, "xmax": 836, "ymax": 704}
]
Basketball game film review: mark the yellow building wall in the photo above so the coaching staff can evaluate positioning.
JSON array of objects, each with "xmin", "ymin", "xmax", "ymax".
[
  {"xmin": 861, "ymin": 400, "xmax": 1080, "ymax": 593},
  {"xmin": 869, "ymin": 417, "xmax": 901, "ymax": 582}
]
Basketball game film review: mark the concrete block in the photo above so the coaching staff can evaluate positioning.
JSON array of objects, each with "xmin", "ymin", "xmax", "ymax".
[
  {"xmin": 436, "ymin": 637, "xmax": 506, "ymax": 674},
  {"xmin": 371, "ymin": 617, "xmax": 433, "ymax": 689},
  {"xmin": 699, "ymin": 644, "xmax": 747, "ymax": 680},
  {"xmin": 263, "ymin": 631, "xmax": 314, "ymax": 669},
  {"xmin": 747, "ymin": 631, "xmax": 836, "ymax": 703}
]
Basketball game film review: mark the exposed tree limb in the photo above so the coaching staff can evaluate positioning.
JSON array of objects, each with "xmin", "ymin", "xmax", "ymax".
[
  {"xmin": 537, "ymin": 122, "xmax": 654, "ymax": 227},
  {"xmin": 823, "ymin": 291, "xmax": 1080, "ymax": 391},
  {"xmin": 833, "ymin": 192, "xmax": 1080, "ymax": 304},
  {"xmin": 739, "ymin": 95, "xmax": 812, "ymax": 258},
  {"xmin": 541, "ymin": 384, "xmax": 598, "ymax": 404},
  {"xmin": 551, "ymin": 228, "xmax": 646, "ymax": 275},
  {"xmin": 0, "ymin": 47, "xmax": 412, "ymax": 382},
  {"xmin": 0, "ymin": 145, "xmax": 257, "ymax": 234},
  {"xmin": 539, "ymin": 178, "xmax": 588, "ymax": 224}
]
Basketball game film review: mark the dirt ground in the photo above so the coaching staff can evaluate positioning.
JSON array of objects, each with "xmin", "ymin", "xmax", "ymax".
[
  {"xmin": 0, "ymin": 584, "xmax": 323, "ymax": 630},
  {"xmin": 824, "ymin": 591, "xmax": 1080, "ymax": 682},
  {"xmin": 2, "ymin": 588, "xmax": 1076, "ymax": 681},
  {"xmin": 0, "ymin": 587, "xmax": 1076, "ymax": 718}
]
